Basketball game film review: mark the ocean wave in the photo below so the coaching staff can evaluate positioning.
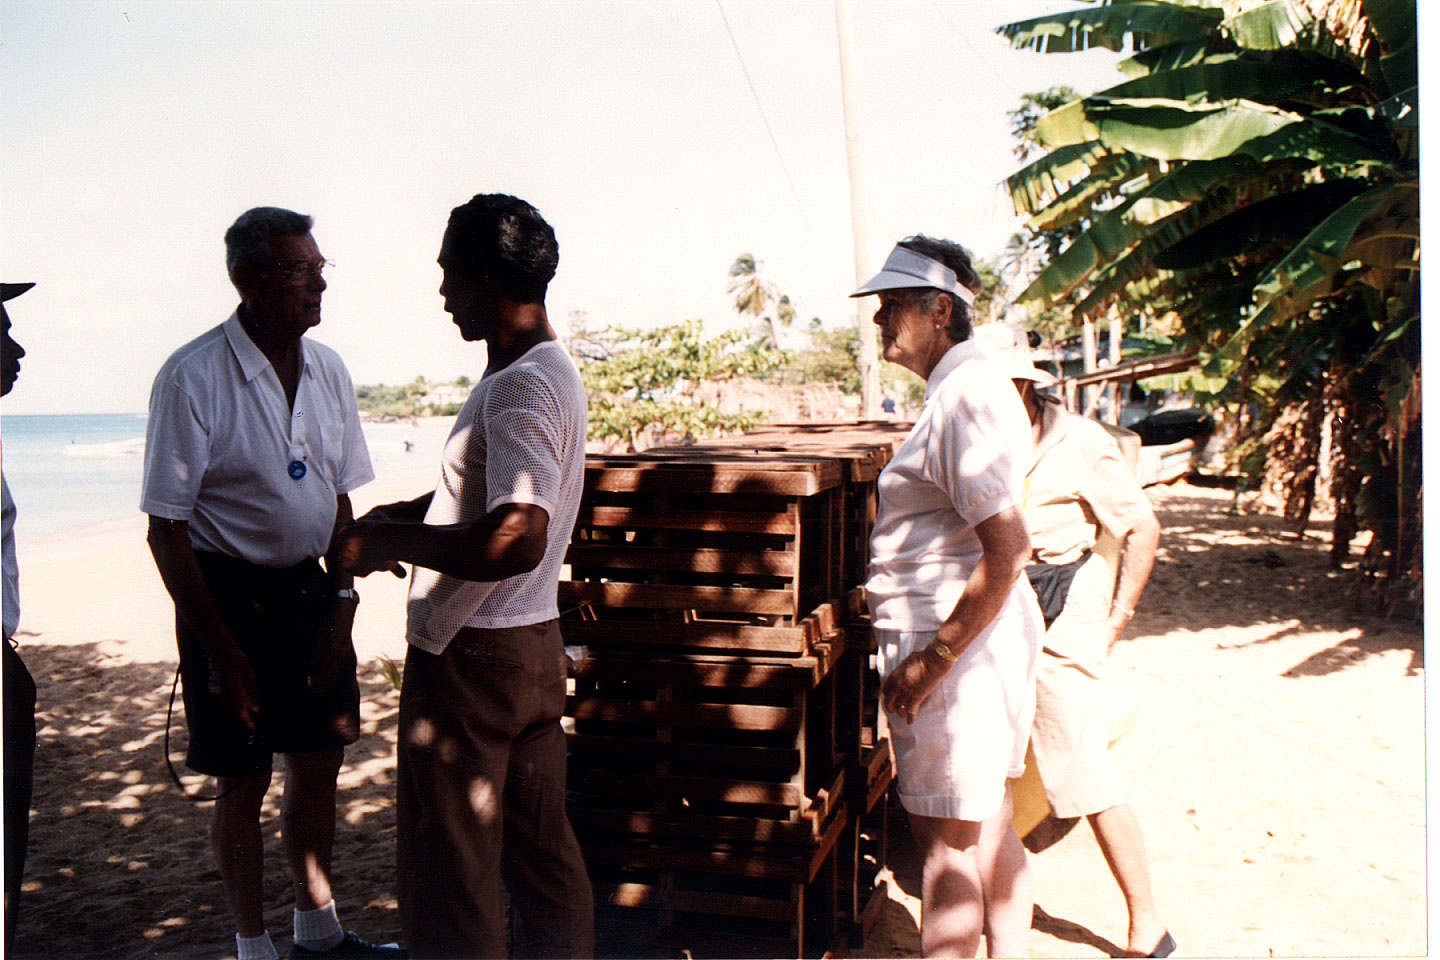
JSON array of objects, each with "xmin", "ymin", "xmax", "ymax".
[{"xmin": 61, "ymin": 437, "xmax": 146, "ymax": 457}]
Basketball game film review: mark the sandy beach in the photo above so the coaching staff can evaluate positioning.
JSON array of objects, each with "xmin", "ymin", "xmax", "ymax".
[{"xmin": 5, "ymin": 427, "xmax": 1424, "ymax": 958}]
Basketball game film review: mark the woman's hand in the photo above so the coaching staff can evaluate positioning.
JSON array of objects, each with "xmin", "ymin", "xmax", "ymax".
[{"xmin": 881, "ymin": 646, "xmax": 953, "ymax": 725}]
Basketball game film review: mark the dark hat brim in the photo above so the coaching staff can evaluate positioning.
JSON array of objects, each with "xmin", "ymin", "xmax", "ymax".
[{"xmin": 1, "ymin": 283, "xmax": 36, "ymax": 303}]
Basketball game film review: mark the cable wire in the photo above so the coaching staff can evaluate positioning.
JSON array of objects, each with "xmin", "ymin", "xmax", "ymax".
[{"xmin": 714, "ymin": 0, "xmax": 813, "ymax": 232}]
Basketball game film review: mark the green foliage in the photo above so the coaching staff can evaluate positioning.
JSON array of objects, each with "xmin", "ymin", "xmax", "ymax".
[
  {"xmin": 355, "ymin": 376, "xmax": 434, "ymax": 417},
  {"xmin": 997, "ymin": 0, "xmax": 1420, "ymax": 599},
  {"xmin": 569, "ymin": 319, "xmax": 782, "ymax": 450}
]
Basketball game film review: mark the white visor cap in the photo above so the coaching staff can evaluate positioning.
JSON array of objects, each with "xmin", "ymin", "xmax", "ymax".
[
  {"xmin": 972, "ymin": 322, "xmax": 1058, "ymax": 387},
  {"xmin": 850, "ymin": 245, "xmax": 975, "ymax": 305}
]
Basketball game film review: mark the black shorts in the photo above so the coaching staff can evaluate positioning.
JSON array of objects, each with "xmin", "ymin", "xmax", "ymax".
[{"xmin": 177, "ymin": 551, "xmax": 360, "ymax": 777}]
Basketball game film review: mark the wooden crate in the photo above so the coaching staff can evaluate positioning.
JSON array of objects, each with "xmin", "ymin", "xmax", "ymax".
[
  {"xmin": 691, "ymin": 424, "xmax": 905, "ymax": 595},
  {"xmin": 837, "ymin": 743, "xmax": 894, "ymax": 947},
  {"xmin": 586, "ymin": 804, "xmax": 847, "ymax": 959},
  {"xmin": 561, "ymin": 454, "xmax": 845, "ymax": 653},
  {"xmin": 567, "ymin": 640, "xmax": 845, "ymax": 842}
]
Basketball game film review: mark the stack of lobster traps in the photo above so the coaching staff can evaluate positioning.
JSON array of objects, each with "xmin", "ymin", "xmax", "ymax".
[{"xmin": 560, "ymin": 422, "xmax": 908, "ymax": 958}]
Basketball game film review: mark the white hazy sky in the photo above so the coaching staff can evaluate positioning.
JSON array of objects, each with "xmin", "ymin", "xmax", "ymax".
[{"xmin": 1, "ymin": 0, "xmax": 1125, "ymax": 414}]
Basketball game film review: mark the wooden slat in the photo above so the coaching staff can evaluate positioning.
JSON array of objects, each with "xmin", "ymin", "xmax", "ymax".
[
  {"xmin": 578, "ymin": 504, "xmax": 797, "ymax": 534},
  {"xmin": 570, "ymin": 769, "xmax": 803, "ymax": 808},
  {"xmin": 566, "ymin": 545, "xmax": 796, "ymax": 577},
  {"xmin": 585, "ymin": 460, "xmax": 842, "ymax": 497},
  {"xmin": 573, "ymin": 653, "xmax": 823, "ymax": 688},
  {"xmin": 571, "ymin": 808, "xmax": 823, "ymax": 845},
  {"xmin": 566, "ymin": 697, "xmax": 799, "ymax": 732},
  {"xmin": 559, "ymin": 619, "xmax": 812, "ymax": 655},
  {"xmin": 594, "ymin": 881, "xmax": 798, "ymax": 922},
  {"xmin": 568, "ymin": 734, "xmax": 800, "ymax": 770},
  {"xmin": 582, "ymin": 803, "xmax": 848, "ymax": 882},
  {"xmin": 559, "ymin": 581, "xmax": 795, "ymax": 615}
]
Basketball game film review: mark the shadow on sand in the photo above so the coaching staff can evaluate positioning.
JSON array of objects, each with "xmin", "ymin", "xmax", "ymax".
[{"xmin": 11, "ymin": 641, "xmax": 403, "ymax": 959}]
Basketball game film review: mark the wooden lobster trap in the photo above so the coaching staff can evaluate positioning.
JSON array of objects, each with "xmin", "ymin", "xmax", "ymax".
[{"xmin": 560, "ymin": 453, "xmax": 845, "ymax": 656}]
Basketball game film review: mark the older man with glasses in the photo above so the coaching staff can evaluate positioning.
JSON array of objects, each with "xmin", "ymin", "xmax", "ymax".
[{"xmin": 142, "ymin": 207, "xmax": 404, "ymax": 960}]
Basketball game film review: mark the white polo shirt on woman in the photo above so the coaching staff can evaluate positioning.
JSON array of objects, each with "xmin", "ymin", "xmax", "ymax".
[{"xmin": 866, "ymin": 338, "xmax": 1042, "ymax": 821}]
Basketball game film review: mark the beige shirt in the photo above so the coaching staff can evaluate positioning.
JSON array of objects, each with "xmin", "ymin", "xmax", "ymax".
[{"xmin": 1025, "ymin": 400, "xmax": 1149, "ymax": 565}]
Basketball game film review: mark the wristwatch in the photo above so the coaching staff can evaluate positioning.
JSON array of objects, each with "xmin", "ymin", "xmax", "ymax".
[{"xmin": 335, "ymin": 588, "xmax": 360, "ymax": 604}]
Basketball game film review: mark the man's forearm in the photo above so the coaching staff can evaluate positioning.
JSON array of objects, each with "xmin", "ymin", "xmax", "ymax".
[
  {"xmin": 145, "ymin": 517, "xmax": 239, "ymax": 662},
  {"xmin": 1111, "ymin": 511, "xmax": 1160, "ymax": 618},
  {"xmin": 363, "ymin": 491, "xmax": 435, "ymax": 524},
  {"xmin": 350, "ymin": 504, "xmax": 546, "ymax": 584}
]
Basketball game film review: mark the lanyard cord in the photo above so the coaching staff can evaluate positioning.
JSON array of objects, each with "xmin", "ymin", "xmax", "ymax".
[{"xmin": 163, "ymin": 664, "xmax": 243, "ymax": 804}]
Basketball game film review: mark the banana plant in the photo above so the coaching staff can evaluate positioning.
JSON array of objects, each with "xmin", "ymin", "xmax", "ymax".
[{"xmin": 997, "ymin": 0, "xmax": 1418, "ymax": 600}]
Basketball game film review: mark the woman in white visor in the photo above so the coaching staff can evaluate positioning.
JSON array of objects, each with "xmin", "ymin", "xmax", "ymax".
[{"xmin": 854, "ymin": 236, "xmax": 1044, "ymax": 957}]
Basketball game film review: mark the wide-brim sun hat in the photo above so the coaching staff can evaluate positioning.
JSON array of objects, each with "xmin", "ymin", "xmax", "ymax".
[
  {"xmin": 973, "ymin": 322, "xmax": 1058, "ymax": 387},
  {"xmin": 850, "ymin": 245, "xmax": 975, "ymax": 305},
  {"xmin": 1, "ymin": 283, "xmax": 35, "ymax": 303}
]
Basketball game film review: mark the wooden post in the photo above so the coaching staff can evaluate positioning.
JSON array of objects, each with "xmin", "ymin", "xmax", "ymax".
[{"xmin": 835, "ymin": 0, "xmax": 882, "ymax": 418}]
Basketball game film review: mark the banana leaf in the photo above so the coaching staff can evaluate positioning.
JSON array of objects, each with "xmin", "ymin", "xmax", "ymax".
[
  {"xmin": 1096, "ymin": 49, "xmax": 1366, "ymax": 105},
  {"xmin": 997, "ymin": 2, "xmax": 1224, "ymax": 55},
  {"xmin": 1005, "ymin": 140, "xmax": 1112, "ymax": 215},
  {"xmin": 1014, "ymin": 156, "xmax": 1260, "ymax": 307},
  {"xmin": 1223, "ymin": 0, "xmax": 1312, "ymax": 50},
  {"xmin": 1378, "ymin": 32, "xmax": 1417, "ymax": 99},
  {"xmin": 1037, "ymin": 96, "xmax": 1397, "ymax": 169},
  {"xmin": 1362, "ymin": 0, "xmax": 1416, "ymax": 53},
  {"xmin": 1116, "ymin": 38, "xmax": 1220, "ymax": 78},
  {"xmin": 1153, "ymin": 179, "xmax": 1368, "ymax": 269},
  {"xmin": 1025, "ymin": 154, "xmax": 1158, "ymax": 231},
  {"xmin": 1205, "ymin": 182, "xmax": 1417, "ymax": 373}
]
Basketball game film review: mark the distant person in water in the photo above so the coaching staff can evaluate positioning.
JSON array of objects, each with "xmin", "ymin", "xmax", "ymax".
[
  {"xmin": 140, "ymin": 207, "xmax": 404, "ymax": 960},
  {"xmin": 3, "ymin": 281, "xmax": 38, "ymax": 955}
]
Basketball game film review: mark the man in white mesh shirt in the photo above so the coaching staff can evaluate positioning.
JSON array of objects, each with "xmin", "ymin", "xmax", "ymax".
[{"xmin": 333, "ymin": 194, "xmax": 592, "ymax": 959}]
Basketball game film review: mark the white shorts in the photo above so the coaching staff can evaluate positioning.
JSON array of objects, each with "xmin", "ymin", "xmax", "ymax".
[{"xmin": 877, "ymin": 603, "xmax": 1041, "ymax": 822}]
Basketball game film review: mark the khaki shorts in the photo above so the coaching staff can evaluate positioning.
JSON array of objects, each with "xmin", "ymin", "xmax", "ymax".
[{"xmin": 1029, "ymin": 552, "xmax": 1128, "ymax": 817}]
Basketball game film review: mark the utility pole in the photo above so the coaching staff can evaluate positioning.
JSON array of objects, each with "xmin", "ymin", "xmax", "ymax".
[{"xmin": 835, "ymin": 0, "xmax": 881, "ymax": 418}]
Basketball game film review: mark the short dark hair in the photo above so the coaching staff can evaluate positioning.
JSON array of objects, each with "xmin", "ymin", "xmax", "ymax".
[
  {"xmin": 897, "ymin": 234, "xmax": 979, "ymax": 343},
  {"xmin": 224, "ymin": 207, "xmax": 314, "ymax": 279},
  {"xmin": 445, "ymin": 194, "xmax": 558, "ymax": 303}
]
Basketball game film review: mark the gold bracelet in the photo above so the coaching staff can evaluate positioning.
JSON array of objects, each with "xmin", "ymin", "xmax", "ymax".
[{"xmin": 928, "ymin": 638, "xmax": 959, "ymax": 663}]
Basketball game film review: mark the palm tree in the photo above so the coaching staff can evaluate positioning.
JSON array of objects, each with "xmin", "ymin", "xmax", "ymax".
[
  {"xmin": 997, "ymin": 0, "xmax": 1418, "ymax": 604},
  {"xmin": 727, "ymin": 254, "xmax": 779, "ymax": 319}
]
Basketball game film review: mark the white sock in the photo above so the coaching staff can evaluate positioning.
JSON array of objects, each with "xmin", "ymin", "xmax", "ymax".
[
  {"xmin": 236, "ymin": 931, "xmax": 279, "ymax": 960},
  {"xmin": 293, "ymin": 899, "xmax": 345, "ymax": 951}
]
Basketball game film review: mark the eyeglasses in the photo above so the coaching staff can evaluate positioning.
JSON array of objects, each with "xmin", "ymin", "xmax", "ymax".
[{"xmin": 268, "ymin": 259, "xmax": 334, "ymax": 283}]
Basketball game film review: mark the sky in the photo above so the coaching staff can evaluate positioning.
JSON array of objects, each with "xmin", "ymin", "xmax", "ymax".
[{"xmin": 1, "ymin": 0, "xmax": 1128, "ymax": 414}]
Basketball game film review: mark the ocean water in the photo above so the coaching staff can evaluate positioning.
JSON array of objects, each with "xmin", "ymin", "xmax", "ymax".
[{"xmin": 1, "ymin": 412, "xmax": 448, "ymax": 545}]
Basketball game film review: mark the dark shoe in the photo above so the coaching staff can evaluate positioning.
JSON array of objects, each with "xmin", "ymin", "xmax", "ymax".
[
  {"xmin": 1147, "ymin": 931, "xmax": 1177, "ymax": 958},
  {"xmin": 289, "ymin": 931, "xmax": 408, "ymax": 959}
]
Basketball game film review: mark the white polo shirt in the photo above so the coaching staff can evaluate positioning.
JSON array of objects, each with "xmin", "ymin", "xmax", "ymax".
[
  {"xmin": 141, "ymin": 312, "xmax": 374, "ymax": 568},
  {"xmin": 405, "ymin": 340, "xmax": 587, "ymax": 654},
  {"xmin": 866, "ymin": 339, "xmax": 1035, "ymax": 631}
]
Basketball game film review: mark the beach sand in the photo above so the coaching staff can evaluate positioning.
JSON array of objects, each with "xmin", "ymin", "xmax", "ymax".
[{"xmin": 6, "ymin": 441, "xmax": 1424, "ymax": 958}]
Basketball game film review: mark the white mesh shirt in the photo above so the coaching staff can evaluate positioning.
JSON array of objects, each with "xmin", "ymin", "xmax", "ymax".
[{"xmin": 404, "ymin": 340, "xmax": 588, "ymax": 653}]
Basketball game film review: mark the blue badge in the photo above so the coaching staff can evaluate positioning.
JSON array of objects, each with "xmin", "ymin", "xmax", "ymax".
[{"xmin": 288, "ymin": 459, "xmax": 307, "ymax": 480}]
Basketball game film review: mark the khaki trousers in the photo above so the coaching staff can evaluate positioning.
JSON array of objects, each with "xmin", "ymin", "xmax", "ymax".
[{"xmin": 397, "ymin": 621, "xmax": 593, "ymax": 959}]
